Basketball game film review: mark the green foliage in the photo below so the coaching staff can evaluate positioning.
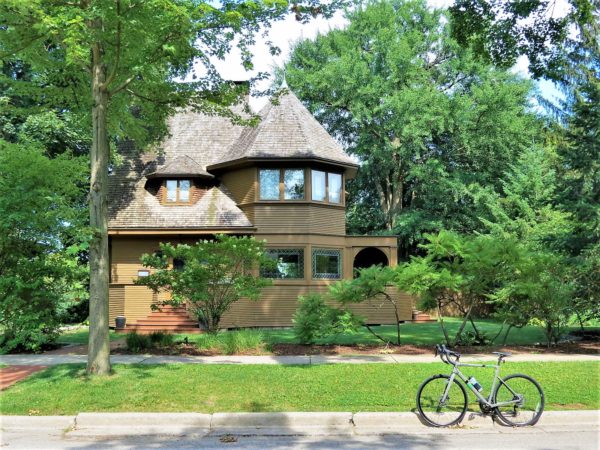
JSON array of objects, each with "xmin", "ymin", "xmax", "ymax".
[
  {"xmin": 286, "ymin": 0, "xmax": 540, "ymax": 255},
  {"xmin": 449, "ymin": 0, "xmax": 597, "ymax": 81},
  {"xmin": 148, "ymin": 332, "xmax": 174, "ymax": 347},
  {"xmin": 219, "ymin": 330, "xmax": 265, "ymax": 355},
  {"xmin": 0, "ymin": 140, "xmax": 87, "ymax": 353},
  {"xmin": 292, "ymin": 293, "xmax": 360, "ymax": 344},
  {"xmin": 125, "ymin": 333, "xmax": 151, "ymax": 353},
  {"xmin": 137, "ymin": 235, "xmax": 273, "ymax": 333}
]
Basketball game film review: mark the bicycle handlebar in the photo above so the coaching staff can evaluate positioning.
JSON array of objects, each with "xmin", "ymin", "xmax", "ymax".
[{"xmin": 435, "ymin": 344, "xmax": 461, "ymax": 365}]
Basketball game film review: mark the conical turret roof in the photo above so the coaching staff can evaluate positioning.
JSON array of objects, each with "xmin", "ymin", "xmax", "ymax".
[{"xmin": 208, "ymin": 89, "xmax": 357, "ymax": 170}]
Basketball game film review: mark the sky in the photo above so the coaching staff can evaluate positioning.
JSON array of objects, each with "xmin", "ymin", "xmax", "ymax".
[{"xmin": 199, "ymin": 0, "xmax": 571, "ymax": 111}]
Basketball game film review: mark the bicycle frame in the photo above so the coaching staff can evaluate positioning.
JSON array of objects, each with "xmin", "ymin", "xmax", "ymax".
[{"xmin": 441, "ymin": 361, "xmax": 521, "ymax": 408}]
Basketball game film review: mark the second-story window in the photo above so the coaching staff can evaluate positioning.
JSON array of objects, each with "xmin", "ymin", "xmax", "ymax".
[
  {"xmin": 311, "ymin": 170, "xmax": 342, "ymax": 204},
  {"xmin": 284, "ymin": 169, "xmax": 305, "ymax": 199},
  {"xmin": 259, "ymin": 169, "xmax": 280, "ymax": 200},
  {"xmin": 259, "ymin": 168, "xmax": 305, "ymax": 201},
  {"xmin": 165, "ymin": 179, "xmax": 191, "ymax": 204}
]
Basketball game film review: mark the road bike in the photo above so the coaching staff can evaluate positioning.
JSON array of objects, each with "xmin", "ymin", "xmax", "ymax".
[{"xmin": 416, "ymin": 344, "xmax": 544, "ymax": 427}]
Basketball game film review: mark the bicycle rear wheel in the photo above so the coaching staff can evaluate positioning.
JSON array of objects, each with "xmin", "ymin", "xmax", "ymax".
[
  {"xmin": 493, "ymin": 374, "xmax": 544, "ymax": 426},
  {"xmin": 416, "ymin": 375, "xmax": 468, "ymax": 427}
]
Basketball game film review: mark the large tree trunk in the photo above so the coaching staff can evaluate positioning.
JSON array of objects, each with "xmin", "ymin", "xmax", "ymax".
[{"xmin": 87, "ymin": 42, "xmax": 111, "ymax": 375}]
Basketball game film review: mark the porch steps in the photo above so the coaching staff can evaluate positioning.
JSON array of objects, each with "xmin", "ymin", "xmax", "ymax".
[
  {"xmin": 117, "ymin": 305, "xmax": 203, "ymax": 334},
  {"xmin": 412, "ymin": 310, "xmax": 436, "ymax": 323}
]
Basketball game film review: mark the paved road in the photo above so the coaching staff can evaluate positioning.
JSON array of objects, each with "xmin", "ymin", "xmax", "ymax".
[{"xmin": 2, "ymin": 428, "xmax": 598, "ymax": 449}]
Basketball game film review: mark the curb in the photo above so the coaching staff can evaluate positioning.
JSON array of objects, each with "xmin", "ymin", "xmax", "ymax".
[
  {"xmin": 2, "ymin": 411, "xmax": 598, "ymax": 437},
  {"xmin": 211, "ymin": 412, "xmax": 353, "ymax": 436}
]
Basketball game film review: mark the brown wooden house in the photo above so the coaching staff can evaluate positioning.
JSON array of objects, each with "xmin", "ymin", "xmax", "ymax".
[{"xmin": 108, "ymin": 88, "xmax": 416, "ymax": 333}]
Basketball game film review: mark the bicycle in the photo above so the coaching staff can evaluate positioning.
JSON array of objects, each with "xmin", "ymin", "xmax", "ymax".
[{"xmin": 416, "ymin": 344, "xmax": 544, "ymax": 427}]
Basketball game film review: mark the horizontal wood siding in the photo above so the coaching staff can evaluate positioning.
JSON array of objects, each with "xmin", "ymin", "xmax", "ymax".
[
  {"xmin": 251, "ymin": 204, "xmax": 345, "ymax": 235},
  {"xmin": 220, "ymin": 167, "xmax": 256, "ymax": 205},
  {"xmin": 108, "ymin": 286, "xmax": 125, "ymax": 328},
  {"xmin": 220, "ymin": 285, "xmax": 413, "ymax": 328}
]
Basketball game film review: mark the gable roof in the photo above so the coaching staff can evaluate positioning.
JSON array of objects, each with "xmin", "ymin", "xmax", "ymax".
[{"xmin": 208, "ymin": 89, "xmax": 357, "ymax": 170}]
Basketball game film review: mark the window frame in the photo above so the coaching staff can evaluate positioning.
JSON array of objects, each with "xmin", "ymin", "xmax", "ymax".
[
  {"xmin": 164, "ymin": 179, "xmax": 192, "ymax": 205},
  {"xmin": 260, "ymin": 248, "xmax": 305, "ymax": 280},
  {"xmin": 258, "ymin": 168, "xmax": 306, "ymax": 202},
  {"xmin": 312, "ymin": 248, "xmax": 342, "ymax": 280},
  {"xmin": 310, "ymin": 170, "xmax": 344, "ymax": 205}
]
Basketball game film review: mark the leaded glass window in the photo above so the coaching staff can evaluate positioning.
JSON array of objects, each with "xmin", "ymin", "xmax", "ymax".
[
  {"xmin": 328, "ymin": 173, "xmax": 342, "ymax": 203},
  {"xmin": 311, "ymin": 170, "xmax": 326, "ymax": 201},
  {"xmin": 259, "ymin": 169, "xmax": 280, "ymax": 200},
  {"xmin": 284, "ymin": 169, "xmax": 305, "ymax": 200},
  {"xmin": 312, "ymin": 249, "xmax": 342, "ymax": 279},
  {"xmin": 261, "ymin": 248, "xmax": 304, "ymax": 279}
]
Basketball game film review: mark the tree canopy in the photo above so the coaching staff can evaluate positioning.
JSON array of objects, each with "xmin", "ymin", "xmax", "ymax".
[{"xmin": 286, "ymin": 0, "xmax": 541, "ymax": 256}]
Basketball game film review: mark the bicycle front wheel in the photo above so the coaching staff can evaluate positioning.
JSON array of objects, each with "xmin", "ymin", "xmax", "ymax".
[
  {"xmin": 493, "ymin": 374, "xmax": 544, "ymax": 426},
  {"xmin": 416, "ymin": 375, "xmax": 468, "ymax": 427}
]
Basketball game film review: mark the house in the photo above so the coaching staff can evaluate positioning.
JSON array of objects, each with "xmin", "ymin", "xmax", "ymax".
[{"xmin": 108, "ymin": 86, "xmax": 417, "ymax": 333}]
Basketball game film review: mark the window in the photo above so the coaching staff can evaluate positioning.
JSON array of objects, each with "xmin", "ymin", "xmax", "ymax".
[
  {"xmin": 328, "ymin": 173, "xmax": 342, "ymax": 203},
  {"xmin": 259, "ymin": 168, "xmax": 305, "ymax": 201},
  {"xmin": 261, "ymin": 248, "xmax": 304, "ymax": 279},
  {"xmin": 284, "ymin": 169, "xmax": 305, "ymax": 200},
  {"xmin": 165, "ymin": 179, "xmax": 191, "ymax": 203},
  {"xmin": 173, "ymin": 258, "xmax": 185, "ymax": 271},
  {"xmin": 312, "ymin": 249, "xmax": 342, "ymax": 279},
  {"xmin": 138, "ymin": 270, "xmax": 150, "ymax": 278},
  {"xmin": 311, "ymin": 170, "xmax": 343, "ymax": 204},
  {"xmin": 259, "ymin": 169, "xmax": 280, "ymax": 200},
  {"xmin": 311, "ymin": 170, "xmax": 326, "ymax": 201}
]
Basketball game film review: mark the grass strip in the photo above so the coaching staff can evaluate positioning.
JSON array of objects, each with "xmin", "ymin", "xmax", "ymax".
[{"xmin": 1, "ymin": 362, "xmax": 597, "ymax": 415}]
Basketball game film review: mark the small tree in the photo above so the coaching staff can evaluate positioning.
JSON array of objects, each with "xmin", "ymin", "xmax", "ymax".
[
  {"xmin": 396, "ymin": 231, "xmax": 523, "ymax": 346},
  {"xmin": 491, "ymin": 251, "xmax": 574, "ymax": 347},
  {"xmin": 137, "ymin": 235, "xmax": 273, "ymax": 333},
  {"xmin": 329, "ymin": 265, "xmax": 403, "ymax": 345}
]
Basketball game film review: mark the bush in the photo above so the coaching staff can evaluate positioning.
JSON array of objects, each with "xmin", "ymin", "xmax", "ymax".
[
  {"xmin": 292, "ymin": 293, "xmax": 359, "ymax": 344},
  {"xmin": 126, "ymin": 332, "xmax": 151, "ymax": 352},
  {"xmin": 148, "ymin": 331, "xmax": 174, "ymax": 347}
]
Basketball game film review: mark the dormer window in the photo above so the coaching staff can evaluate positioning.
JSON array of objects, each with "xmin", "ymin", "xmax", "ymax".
[{"xmin": 165, "ymin": 179, "xmax": 191, "ymax": 204}]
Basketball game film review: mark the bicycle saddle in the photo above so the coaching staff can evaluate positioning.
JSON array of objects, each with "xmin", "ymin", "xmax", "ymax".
[{"xmin": 492, "ymin": 351, "xmax": 512, "ymax": 357}]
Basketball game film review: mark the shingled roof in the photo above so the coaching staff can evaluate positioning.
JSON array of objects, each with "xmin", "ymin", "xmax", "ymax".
[
  {"xmin": 146, "ymin": 155, "xmax": 214, "ymax": 179},
  {"xmin": 208, "ymin": 89, "xmax": 358, "ymax": 170},
  {"xmin": 108, "ymin": 87, "xmax": 357, "ymax": 230}
]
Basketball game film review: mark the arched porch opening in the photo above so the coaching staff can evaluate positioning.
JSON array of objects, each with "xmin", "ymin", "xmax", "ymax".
[{"xmin": 353, "ymin": 247, "xmax": 389, "ymax": 277}]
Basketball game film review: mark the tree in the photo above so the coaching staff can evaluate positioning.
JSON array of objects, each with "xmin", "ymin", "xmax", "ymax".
[
  {"xmin": 0, "ymin": 0, "xmax": 342, "ymax": 374},
  {"xmin": 137, "ymin": 235, "xmax": 273, "ymax": 333},
  {"xmin": 286, "ymin": 0, "xmax": 540, "ymax": 255},
  {"xmin": 449, "ymin": 0, "xmax": 598, "ymax": 81},
  {"xmin": 0, "ymin": 140, "xmax": 87, "ymax": 352},
  {"xmin": 395, "ymin": 231, "xmax": 523, "ymax": 346},
  {"xmin": 329, "ymin": 265, "xmax": 403, "ymax": 345}
]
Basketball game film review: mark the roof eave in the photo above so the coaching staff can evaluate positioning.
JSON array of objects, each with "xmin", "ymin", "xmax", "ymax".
[{"xmin": 208, "ymin": 156, "xmax": 359, "ymax": 175}]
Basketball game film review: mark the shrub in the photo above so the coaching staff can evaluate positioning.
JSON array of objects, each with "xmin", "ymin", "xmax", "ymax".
[
  {"xmin": 148, "ymin": 331, "xmax": 174, "ymax": 347},
  {"xmin": 126, "ymin": 332, "xmax": 151, "ymax": 352},
  {"xmin": 292, "ymin": 293, "xmax": 359, "ymax": 344}
]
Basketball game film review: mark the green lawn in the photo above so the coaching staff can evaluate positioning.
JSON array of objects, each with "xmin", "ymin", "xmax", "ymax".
[
  {"xmin": 175, "ymin": 318, "xmax": 598, "ymax": 349},
  {"xmin": 57, "ymin": 327, "xmax": 122, "ymax": 345},
  {"xmin": 1, "ymin": 362, "xmax": 598, "ymax": 415}
]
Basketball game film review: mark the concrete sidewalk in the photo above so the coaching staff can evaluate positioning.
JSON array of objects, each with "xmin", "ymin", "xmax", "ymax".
[
  {"xmin": 2, "ymin": 411, "xmax": 598, "ymax": 438},
  {"xmin": 0, "ymin": 352, "xmax": 598, "ymax": 366}
]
